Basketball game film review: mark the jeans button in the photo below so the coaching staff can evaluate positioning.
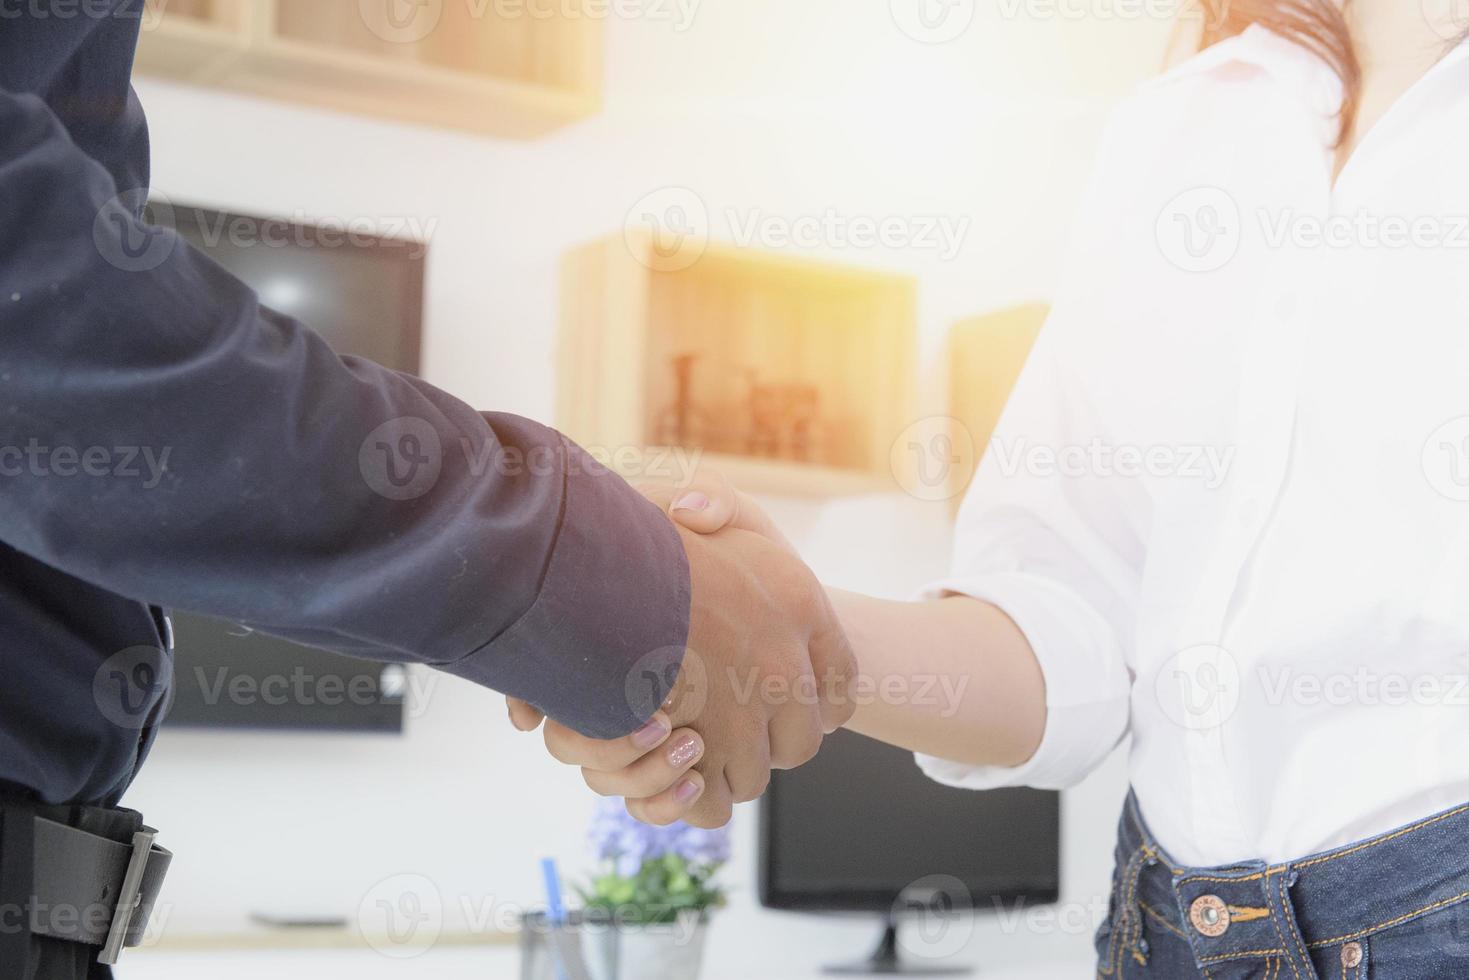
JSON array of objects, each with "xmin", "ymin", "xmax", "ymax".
[
  {"xmin": 1341, "ymin": 942, "xmax": 1363, "ymax": 968},
  {"xmin": 1189, "ymin": 895, "xmax": 1231, "ymax": 937}
]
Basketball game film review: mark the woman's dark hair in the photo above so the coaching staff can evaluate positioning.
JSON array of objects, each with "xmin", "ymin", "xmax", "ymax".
[{"xmin": 1196, "ymin": 1, "xmax": 1361, "ymax": 146}]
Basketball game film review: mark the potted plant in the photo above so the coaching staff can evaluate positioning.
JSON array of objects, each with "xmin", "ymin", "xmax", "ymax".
[{"xmin": 579, "ymin": 797, "xmax": 730, "ymax": 980}]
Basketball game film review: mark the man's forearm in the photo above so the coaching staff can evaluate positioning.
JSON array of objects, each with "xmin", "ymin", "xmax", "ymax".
[
  {"xmin": 0, "ymin": 89, "xmax": 691, "ymax": 737},
  {"xmin": 825, "ymin": 590, "xmax": 1046, "ymax": 769}
]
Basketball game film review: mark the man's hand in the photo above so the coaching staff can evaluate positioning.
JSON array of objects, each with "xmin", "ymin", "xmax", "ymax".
[{"xmin": 508, "ymin": 475, "xmax": 853, "ymax": 828}]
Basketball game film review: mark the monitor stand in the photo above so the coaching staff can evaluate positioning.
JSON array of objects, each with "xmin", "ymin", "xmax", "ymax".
[{"xmin": 824, "ymin": 917, "xmax": 973, "ymax": 976}]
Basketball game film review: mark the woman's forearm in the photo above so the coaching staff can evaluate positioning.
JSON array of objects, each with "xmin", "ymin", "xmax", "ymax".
[{"xmin": 826, "ymin": 589, "xmax": 1046, "ymax": 769}]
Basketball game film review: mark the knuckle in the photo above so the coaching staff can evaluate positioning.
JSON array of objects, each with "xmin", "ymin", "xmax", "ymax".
[
  {"xmin": 543, "ymin": 728, "xmax": 575, "ymax": 765},
  {"xmin": 731, "ymin": 767, "xmax": 771, "ymax": 804},
  {"xmin": 635, "ymin": 801, "xmax": 680, "ymax": 828},
  {"xmin": 790, "ymin": 729, "xmax": 823, "ymax": 769},
  {"xmin": 581, "ymin": 769, "xmax": 617, "ymax": 798},
  {"xmin": 830, "ymin": 696, "xmax": 857, "ymax": 728}
]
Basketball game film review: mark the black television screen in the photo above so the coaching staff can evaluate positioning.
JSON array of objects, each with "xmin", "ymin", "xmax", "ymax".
[
  {"xmin": 760, "ymin": 729, "xmax": 1060, "ymax": 914},
  {"xmin": 162, "ymin": 203, "xmax": 427, "ymax": 733}
]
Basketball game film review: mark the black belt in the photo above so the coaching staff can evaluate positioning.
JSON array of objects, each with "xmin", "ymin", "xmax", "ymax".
[{"xmin": 1, "ymin": 805, "xmax": 172, "ymax": 966}]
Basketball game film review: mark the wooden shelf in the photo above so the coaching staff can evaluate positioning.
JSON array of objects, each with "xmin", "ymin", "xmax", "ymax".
[
  {"xmin": 945, "ymin": 304, "xmax": 1049, "ymax": 509},
  {"xmin": 560, "ymin": 236, "xmax": 918, "ymax": 497},
  {"xmin": 137, "ymin": 0, "xmax": 601, "ymax": 138}
]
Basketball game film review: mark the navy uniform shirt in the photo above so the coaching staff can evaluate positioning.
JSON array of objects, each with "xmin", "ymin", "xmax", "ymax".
[{"xmin": 0, "ymin": 1, "xmax": 690, "ymax": 806}]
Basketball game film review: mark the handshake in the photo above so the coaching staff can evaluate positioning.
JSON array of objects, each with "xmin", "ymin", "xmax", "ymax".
[{"xmin": 508, "ymin": 474, "xmax": 855, "ymax": 828}]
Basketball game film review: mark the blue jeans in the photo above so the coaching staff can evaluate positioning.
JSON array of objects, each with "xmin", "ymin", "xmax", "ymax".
[{"xmin": 1096, "ymin": 793, "xmax": 1469, "ymax": 979}]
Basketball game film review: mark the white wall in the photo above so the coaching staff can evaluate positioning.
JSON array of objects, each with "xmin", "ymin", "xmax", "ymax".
[{"xmin": 122, "ymin": 1, "xmax": 1175, "ymax": 973}]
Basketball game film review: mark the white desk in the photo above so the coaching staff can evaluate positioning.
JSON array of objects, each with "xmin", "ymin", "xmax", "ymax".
[{"xmin": 121, "ymin": 947, "xmax": 1095, "ymax": 980}]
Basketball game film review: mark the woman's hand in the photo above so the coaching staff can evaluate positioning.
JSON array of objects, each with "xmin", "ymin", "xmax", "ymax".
[{"xmin": 506, "ymin": 471, "xmax": 800, "ymax": 826}]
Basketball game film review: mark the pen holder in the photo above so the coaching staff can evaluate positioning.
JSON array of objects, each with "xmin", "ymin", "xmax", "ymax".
[
  {"xmin": 519, "ymin": 911, "xmax": 616, "ymax": 980},
  {"xmin": 520, "ymin": 909, "xmax": 709, "ymax": 980}
]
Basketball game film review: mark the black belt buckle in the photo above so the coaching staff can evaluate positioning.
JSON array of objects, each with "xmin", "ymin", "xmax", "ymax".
[{"xmin": 97, "ymin": 829, "xmax": 157, "ymax": 966}]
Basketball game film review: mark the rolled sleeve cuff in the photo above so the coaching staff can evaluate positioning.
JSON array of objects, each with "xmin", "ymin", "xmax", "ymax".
[
  {"xmin": 437, "ymin": 436, "xmax": 692, "ymax": 739},
  {"xmin": 913, "ymin": 571, "xmax": 1129, "ymax": 792}
]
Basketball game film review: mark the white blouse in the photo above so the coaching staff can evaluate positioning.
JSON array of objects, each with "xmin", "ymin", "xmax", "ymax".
[{"xmin": 920, "ymin": 26, "xmax": 1469, "ymax": 868}]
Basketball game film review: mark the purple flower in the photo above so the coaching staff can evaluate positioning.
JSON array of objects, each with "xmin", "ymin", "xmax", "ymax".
[{"xmin": 589, "ymin": 798, "xmax": 731, "ymax": 875}]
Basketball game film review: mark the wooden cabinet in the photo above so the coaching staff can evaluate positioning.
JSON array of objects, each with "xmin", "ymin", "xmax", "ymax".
[
  {"xmin": 560, "ymin": 235, "xmax": 919, "ymax": 497},
  {"xmin": 137, "ymin": 0, "xmax": 601, "ymax": 138},
  {"xmin": 944, "ymin": 303, "xmax": 1048, "ymax": 509}
]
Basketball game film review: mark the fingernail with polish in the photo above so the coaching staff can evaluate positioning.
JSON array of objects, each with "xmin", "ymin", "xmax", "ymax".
[
  {"xmin": 668, "ymin": 735, "xmax": 702, "ymax": 768},
  {"xmin": 672, "ymin": 492, "xmax": 709, "ymax": 513},
  {"xmin": 633, "ymin": 717, "xmax": 670, "ymax": 750},
  {"xmin": 675, "ymin": 777, "xmax": 702, "ymax": 804}
]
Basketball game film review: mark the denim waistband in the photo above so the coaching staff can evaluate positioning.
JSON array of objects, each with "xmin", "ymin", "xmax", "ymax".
[{"xmin": 1111, "ymin": 793, "xmax": 1469, "ymax": 976}]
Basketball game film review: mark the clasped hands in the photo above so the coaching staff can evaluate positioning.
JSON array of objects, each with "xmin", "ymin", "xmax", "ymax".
[{"xmin": 508, "ymin": 475, "xmax": 853, "ymax": 828}]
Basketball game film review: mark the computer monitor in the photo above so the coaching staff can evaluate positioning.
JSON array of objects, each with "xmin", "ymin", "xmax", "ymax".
[
  {"xmin": 161, "ymin": 203, "xmax": 427, "ymax": 733},
  {"xmin": 760, "ymin": 729, "xmax": 1060, "ymax": 975}
]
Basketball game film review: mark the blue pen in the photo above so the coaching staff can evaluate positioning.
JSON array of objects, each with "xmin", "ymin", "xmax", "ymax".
[{"xmin": 541, "ymin": 858, "xmax": 570, "ymax": 980}]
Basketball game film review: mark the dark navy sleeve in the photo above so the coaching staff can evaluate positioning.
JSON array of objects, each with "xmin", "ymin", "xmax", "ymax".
[{"xmin": 0, "ymin": 89, "xmax": 690, "ymax": 740}]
